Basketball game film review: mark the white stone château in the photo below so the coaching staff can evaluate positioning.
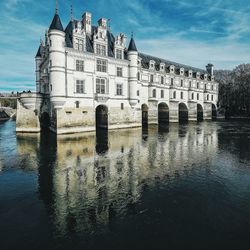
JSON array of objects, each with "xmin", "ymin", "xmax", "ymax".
[{"xmin": 16, "ymin": 7, "xmax": 219, "ymax": 134}]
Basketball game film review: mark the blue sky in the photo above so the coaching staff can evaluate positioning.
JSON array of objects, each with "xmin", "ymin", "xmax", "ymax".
[{"xmin": 1, "ymin": 0, "xmax": 250, "ymax": 92}]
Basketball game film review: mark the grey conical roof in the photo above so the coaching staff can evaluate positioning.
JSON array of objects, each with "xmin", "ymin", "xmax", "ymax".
[
  {"xmin": 49, "ymin": 13, "xmax": 64, "ymax": 31},
  {"xmin": 35, "ymin": 45, "xmax": 42, "ymax": 58},
  {"xmin": 128, "ymin": 37, "xmax": 137, "ymax": 52}
]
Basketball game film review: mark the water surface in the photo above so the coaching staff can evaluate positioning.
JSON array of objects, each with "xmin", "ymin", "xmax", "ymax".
[{"xmin": 0, "ymin": 120, "xmax": 250, "ymax": 250}]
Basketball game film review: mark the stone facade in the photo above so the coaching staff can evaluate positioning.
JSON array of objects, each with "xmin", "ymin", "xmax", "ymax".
[{"xmin": 16, "ymin": 8, "xmax": 219, "ymax": 134}]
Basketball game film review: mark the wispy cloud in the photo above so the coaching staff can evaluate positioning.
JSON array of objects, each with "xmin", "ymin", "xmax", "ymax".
[{"xmin": 0, "ymin": 0, "xmax": 250, "ymax": 92}]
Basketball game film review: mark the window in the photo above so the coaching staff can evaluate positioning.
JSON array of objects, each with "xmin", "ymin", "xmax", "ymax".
[
  {"xmin": 76, "ymin": 80, "xmax": 85, "ymax": 94},
  {"xmin": 116, "ymin": 49, "xmax": 123, "ymax": 59},
  {"xmin": 117, "ymin": 67, "xmax": 123, "ymax": 77},
  {"xmin": 116, "ymin": 84, "xmax": 123, "ymax": 95},
  {"xmin": 161, "ymin": 90, "xmax": 164, "ymax": 98},
  {"xmin": 76, "ymin": 101, "xmax": 80, "ymax": 108},
  {"xmin": 211, "ymin": 95, "xmax": 214, "ymax": 101},
  {"xmin": 197, "ymin": 93, "xmax": 199, "ymax": 100},
  {"xmin": 50, "ymin": 60, "xmax": 52, "ymax": 67},
  {"xmin": 137, "ymin": 72, "xmax": 140, "ymax": 81},
  {"xmin": 121, "ymin": 103, "xmax": 124, "ymax": 110},
  {"xmin": 207, "ymin": 94, "xmax": 209, "ymax": 101},
  {"xmin": 211, "ymin": 85, "xmax": 214, "ymax": 91},
  {"xmin": 197, "ymin": 82, "xmax": 199, "ymax": 89},
  {"xmin": 191, "ymin": 93, "xmax": 194, "ymax": 100},
  {"xmin": 181, "ymin": 92, "xmax": 183, "ymax": 99},
  {"xmin": 97, "ymin": 59, "xmax": 107, "ymax": 72},
  {"xmin": 50, "ymin": 84, "xmax": 52, "ymax": 92},
  {"xmin": 181, "ymin": 79, "xmax": 184, "ymax": 87},
  {"xmin": 205, "ymin": 84, "xmax": 207, "ymax": 90},
  {"xmin": 171, "ymin": 78, "xmax": 174, "ymax": 86},
  {"xmin": 76, "ymin": 60, "xmax": 84, "ymax": 72},
  {"xmin": 153, "ymin": 89, "xmax": 156, "ymax": 98},
  {"xmin": 137, "ymin": 90, "xmax": 140, "ymax": 96},
  {"xmin": 161, "ymin": 76, "xmax": 164, "ymax": 84},
  {"xmin": 96, "ymin": 78, "xmax": 106, "ymax": 94},
  {"xmin": 96, "ymin": 44, "xmax": 106, "ymax": 56},
  {"xmin": 173, "ymin": 91, "xmax": 176, "ymax": 99},
  {"xmin": 75, "ymin": 38, "xmax": 84, "ymax": 51},
  {"xmin": 189, "ymin": 81, "xmax": 192, "ymax": 88},
  {"xmin": 150, "ymin": 74, "xmax": 154, "ymax": 83}
]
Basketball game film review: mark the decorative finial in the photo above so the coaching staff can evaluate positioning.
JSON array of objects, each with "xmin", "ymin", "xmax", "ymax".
[
  {"xmin": 70, "ymin": 2, "xmax": 74, "ymax": 21},
  {"xmin": 56, "ymin": 0, "xmax": 58, "ymax": 14},
  {"xmin": 131, "ymin": 31, "xmax": 134, "ymax": 38},
  {"xmin": 108, "ymin": 19, "xmax": 111, "ymax": 31}
]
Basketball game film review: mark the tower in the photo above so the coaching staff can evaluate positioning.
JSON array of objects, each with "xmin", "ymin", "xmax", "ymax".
[
  {"xmin": 206, "ymin": 64, "xmax": 214, "ymax": 76},
  {"xmin": 35, "ymin": 42, "xmax": 42, "ymax": 92},
  {"xmin": 48, "ymin": 5, "xmax": 66, "ymax": 108},
  {"xmin": 82, "ymin": 12, "xmax": 92, "ymax": 34},
  {"xmin": 127, "ymin": 35, "xmax": 139, "ymax": 107}
]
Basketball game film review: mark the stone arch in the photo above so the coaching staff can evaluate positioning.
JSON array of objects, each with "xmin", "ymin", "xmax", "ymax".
[
  {"xmin": 141, "ymin": 104, "xmax": 148, "ymax": 126},
  {"xmin": 212, "ymin": 104, "xmax": 217, "ymax": 120},
  {"xmin": 96, "ymin": 105, "xmax": 108, "ymax": 130},
  {"xmin": 158, "ymin": 102, "xmax": 169, "ymax": 125},
  {"xmin": 179, "ymin": 103, "xmax": 188, "ymax": 123},
  {"xmin": 197, "ymin": 104, "xmax": 204, "ymax": 122},
  {"xmin": 40, "ymin": 112, "xmax": 50, "ymax": 131}
]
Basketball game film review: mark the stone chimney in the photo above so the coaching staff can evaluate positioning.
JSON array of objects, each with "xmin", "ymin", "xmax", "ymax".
[
  {"xmin": 98, "ymin": 18, "xmax": 107, "ymax": 29},
  {"xmin": 82, "ymin": 12, "xmax": 92, "ymax": 34},
  {"xmin": 206, "ymin": 64, "xmax": 214, "ymax": 76}
]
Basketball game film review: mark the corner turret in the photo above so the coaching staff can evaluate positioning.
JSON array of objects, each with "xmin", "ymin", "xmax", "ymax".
[{"xmin": 127, "ymin": 35, "xmax": 139, "ymax": 107}]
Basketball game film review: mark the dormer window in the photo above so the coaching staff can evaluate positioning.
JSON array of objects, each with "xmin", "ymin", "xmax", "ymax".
[
  {"xmin": 160, "ymin": 63, "xmax": 165, "ymax": 71},
  {"xmin": 96, "ymin": 44, "xmax": 106, "ymax": 56},
  {"xmin": 196, "ymin": 72, "xmax": 200, "ymax": 79},
  {"xmin": 204, "ymin": 74, "xmax": 208, "ymax": 80},
  {"xmin": 75, "ymin": 38, "xmax": 84, "ymax": 51},
  {"xmin": 149, "ymin": 60, "xmax": 155, "ymax": 70},
  {"xmin": 211, "ymin": 76, "xmax": 214, "ymax": 81},
  {"xmin": 189, "ymin": 70, "xmax": 192, "ymax": 77},
  {"xmin": 180, "ymin": 68, "xmax": 184, "ymax": 76},
  {"xmin": 170, "ymin": 65, "xmax": 175, "ymax": 73},
  {"xmin": 116, "ymin": 49, "xmax": 123, "ymax": 60}
]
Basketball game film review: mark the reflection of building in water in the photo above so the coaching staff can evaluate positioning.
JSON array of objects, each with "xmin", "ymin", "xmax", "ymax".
[{"xmin": 16, "ymin": 124, "xmax": 218, "ymax": 236}]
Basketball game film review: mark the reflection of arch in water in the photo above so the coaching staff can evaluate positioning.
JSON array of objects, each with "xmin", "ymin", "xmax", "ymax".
[
  {"xmin": 212, "ymin": 104, "xmax": 217, "ymax": 120},
  {"xmin": 40, "ymin": 112, "xmax": 51, "ymax": 131},
  {"xmin": 178, "ymin": 103, "xmax": 188, "ymax": 123},
  {"xmin": 96, "ymin": 129, "xmax": 109, "ymax": 155},
  {"xmin": 141, "ymin": 104, "xmax": 148, "ymax": 126},
  {"xmin": 96, "ymin": 105, "xmax": 108, "ymax": 130},
  {"xmin": 197, "ymin": 104, "xmax": 204, "ymax": 122},
  {"xmin": 158, "ymin": 102, "xmax": 169, "ymax": 126}
]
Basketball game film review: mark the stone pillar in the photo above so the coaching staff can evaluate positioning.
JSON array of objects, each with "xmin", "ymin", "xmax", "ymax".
[
  {"xmin": 148, "ymin": 101, "xmax": 158, "ymax": 124},
  {"xmin": 169, "ymin": 101, "xmax": 178, "ymax": 122},
  {"xmin": 188, "ymin": 102, "xmax": 197, "ymax": 121},
  {"xmin": 204, "ymin": 103, "xmax": 212, "ymax": 120}
]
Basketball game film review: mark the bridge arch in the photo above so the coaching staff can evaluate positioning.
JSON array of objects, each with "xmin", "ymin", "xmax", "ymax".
[
  {"xmin": 96, "ymin": 105, "xmax": 108, "ymax": 130},
  {"xmin": 179, "ymin": 103, "xmax": 188, "ymax": 123},
  {"xmin": 158, "ymin": 102, "xmax": 169, "ymax": 125},
  {"xmin": 197, "ymin": 104, "xmax": 204, "ymax": 122}
]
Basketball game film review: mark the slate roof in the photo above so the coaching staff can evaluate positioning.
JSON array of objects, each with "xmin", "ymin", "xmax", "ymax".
[
  {"xmin": 35, "ymin": 45, "xmax": 42, "ymax": 58},
  {"xmin": 49, "ymin": 14, "xmax": 64, "ymax": 31},
  {"xmin": 139, "ymin": 53, "xmax": 206, "ymax": 74},
  {"xmin": 128, "ymin": 38, "xmax": 137, "ymax": 52}
]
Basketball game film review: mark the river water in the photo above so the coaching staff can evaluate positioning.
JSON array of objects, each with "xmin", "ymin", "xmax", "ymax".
[{"xmin": 0, "ymin": 120, "xmax": 250, "ymax": 250}]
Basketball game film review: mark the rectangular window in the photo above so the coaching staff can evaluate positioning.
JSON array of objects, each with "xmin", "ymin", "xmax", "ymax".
[
  {"xmin": 150, "ymin": 74, "xmax": 154, "ymax": 83},
  {"xmin": 97, "ymin": 59, "xmax": 107, "ymax": 72},
  {"xmin": 181, "ymin": 79, "xmax": 183, "ymax": 87},
  {"xmin": 96, "ymin": 44, "xmax": 106, "ymax": 56},
  {"xmin": 76, "ymin": 80, "xmax": 85, "ymax": 94},
  {"xmin": 75, "ymin": 38, "xmax": 84, "ymax": 51},
  {"xmin": 116, "ymin": 84, "xmax": 123, "ymax": 95},
  {"xmin": 161, "ymin": 90, "xmax": 164, "ymax": 98},
  {"xmin": 117, "ymin": 67, "xmax": 123, "ymax": 77},
  {"xmin": 137, "ymin": 90, "xmax": 140, "ymax": 96},
  {"xmin": 171, "ymin": 78, "xmax": 174, "ymax": 85},
  {"xmin": 76, "ymin": 60, "xmax": 84, "ymax": 72},
  {"xmin": 197, "ymin": 93, "xmax": 199, "ymax": 100},
  {"xmin": 161, "ymin": 76, "xmax": 164, "ymax": 84},
  {"xmin": 116, "ymin": 49, "xmax": 123, "ymax": 60},
  {"xmin": 181, "ymin": 92, "xmax": 183, "ymax": 99},
  {"xmin": 211, "ymin": 95, "xmax": 214, "ymax": 101},
  {"xmin": 121, "ymin": 103, "xmax": 124, "ymax": 110},
  {"xmin": 96, "ymin": 78, "xmax": 106, "ymax": 94},
  {"xmin": 153, "ymin": 89, "xmax": 156, "ymax": 98}
]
